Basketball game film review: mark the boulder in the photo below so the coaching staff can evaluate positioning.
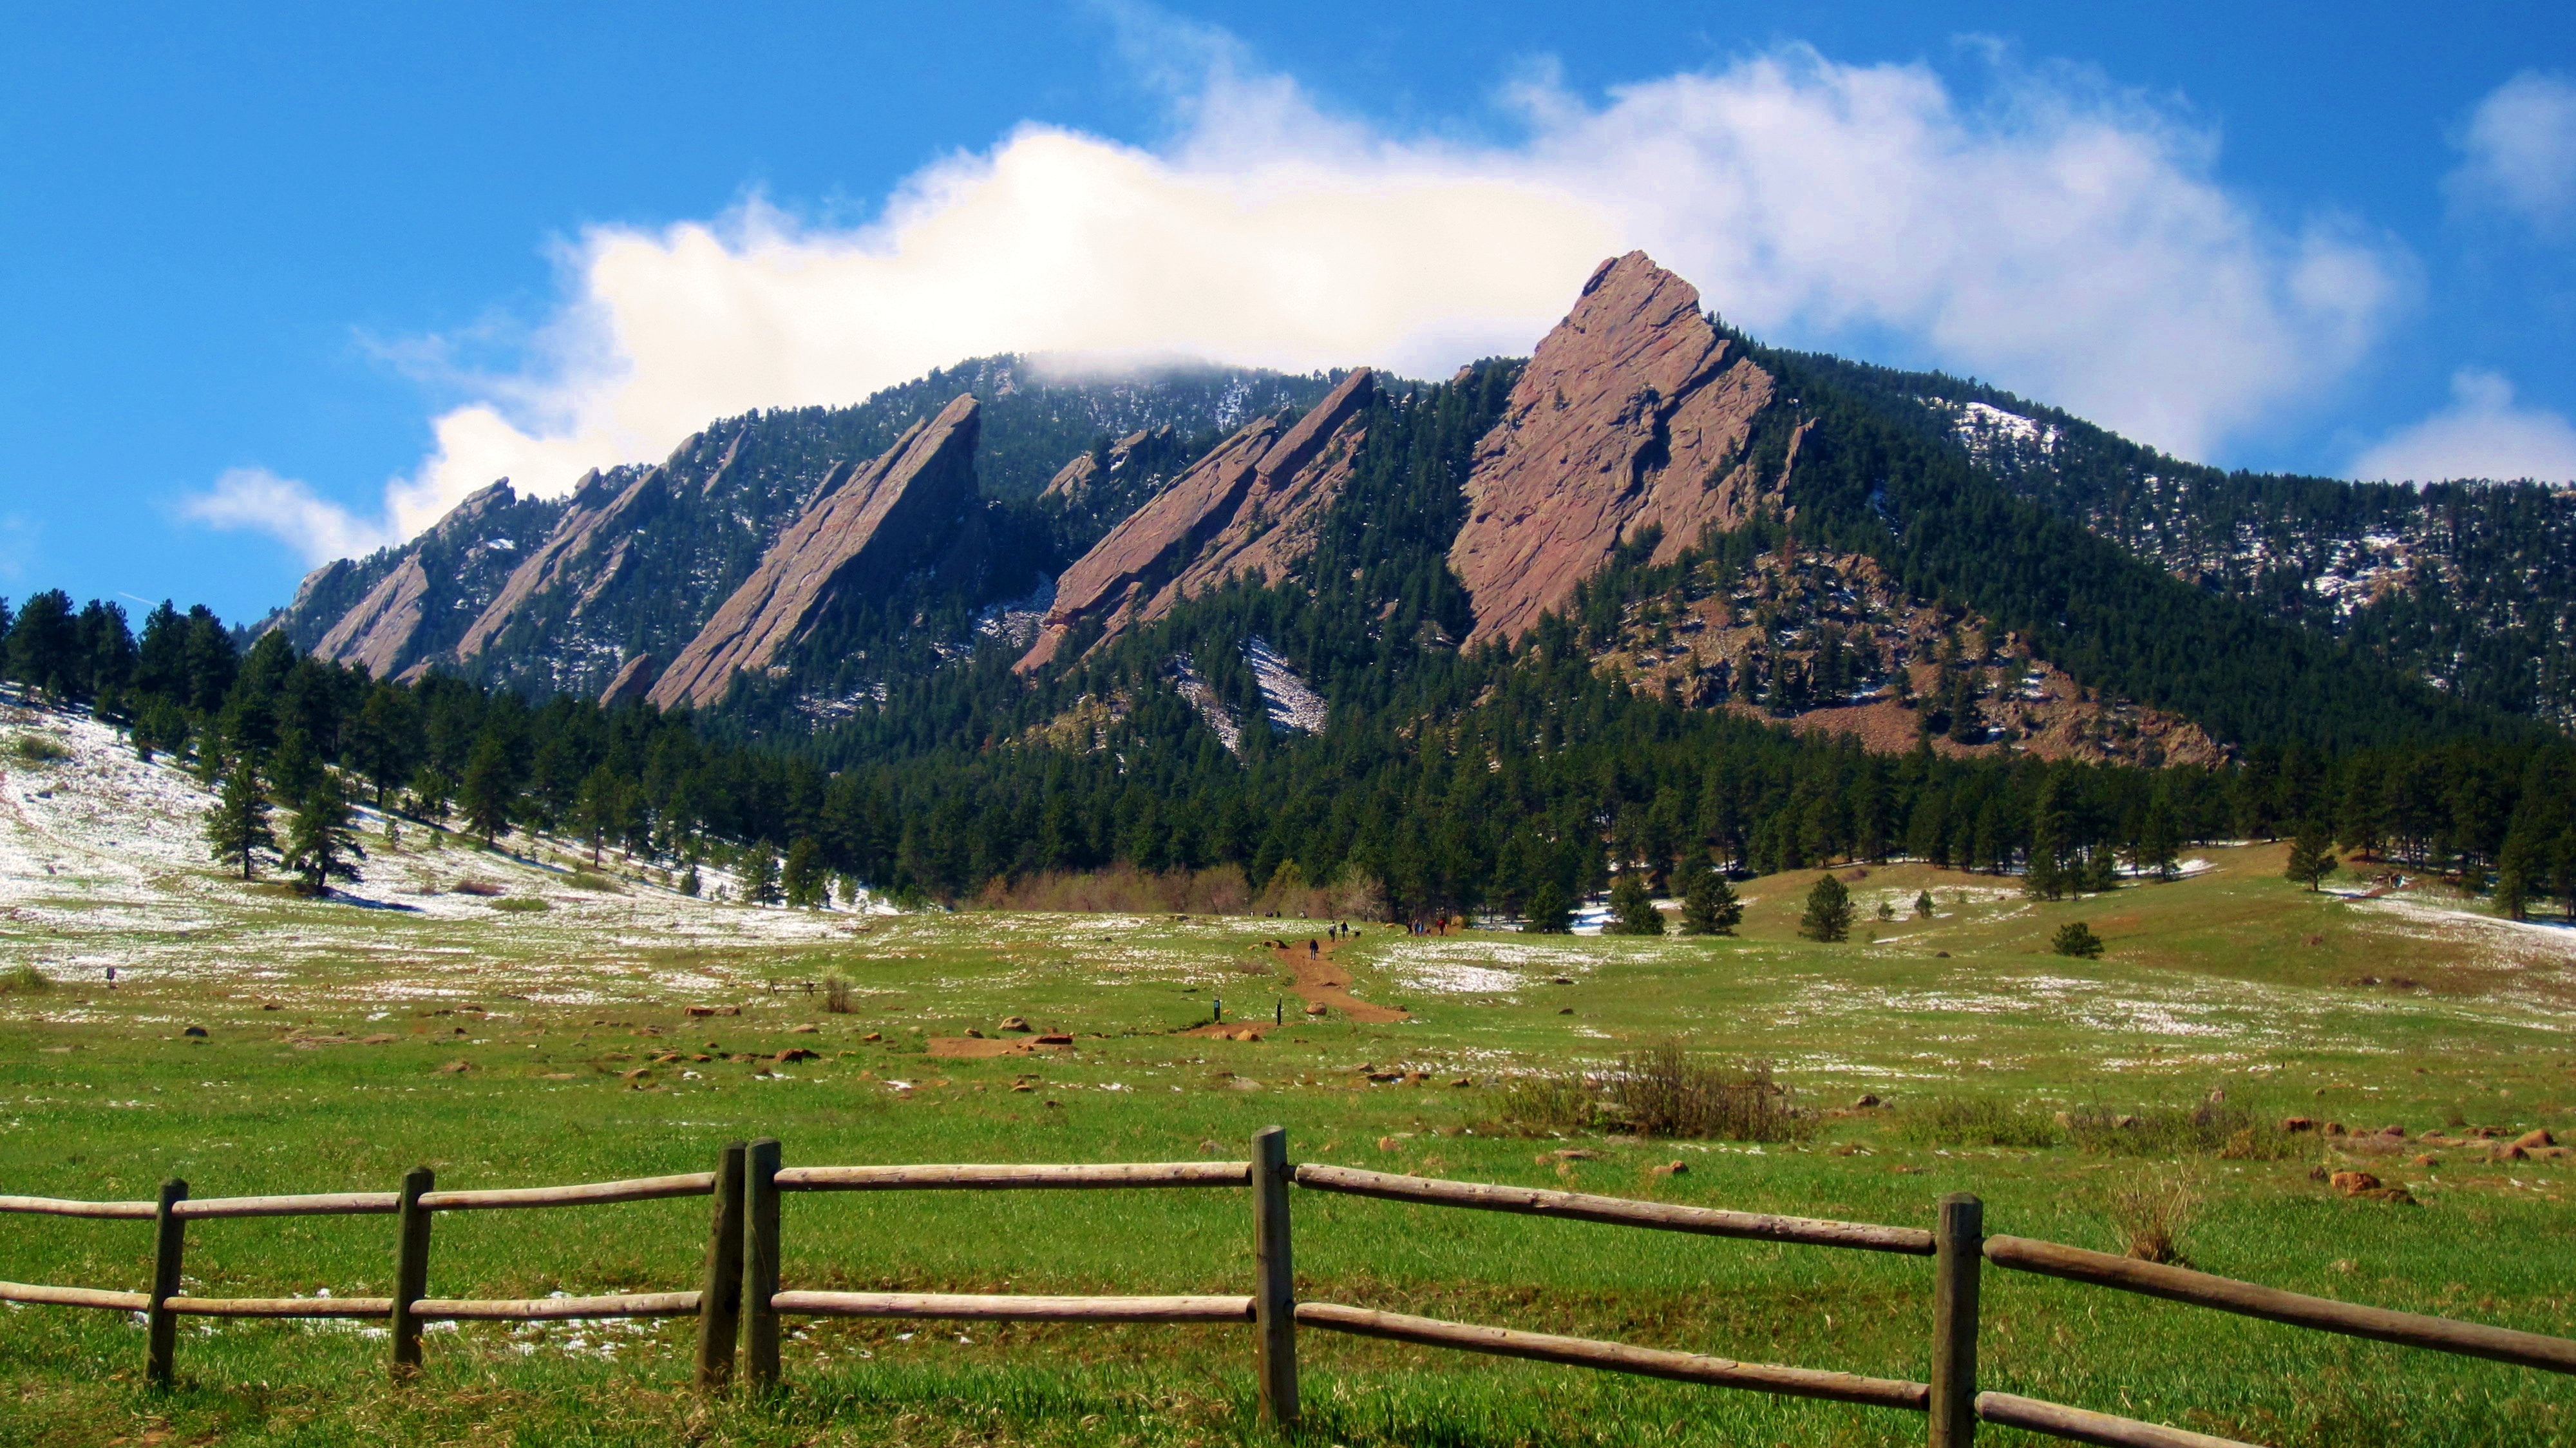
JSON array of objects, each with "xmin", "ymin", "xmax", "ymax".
[
  {"xmin": 654, "ymin": 395, "xmax": 981, "ymax": 708},
  {"xmin": 2515, "ymin": 1128, "xmax": 2556, "ymax": 1149},
  {"xmin": 1450, "ymin": 252, "xmax": 1783, "ymax": 649},
  {"xmin": 2329, "ymin": 1170, "xmax": 2382, "ymax": 1195},
  {"xmin": 998, "ymin": 1016, "xmax": 1032, "ymax": 1033},
  {"xmin": 182, "ymin": 1025, "xmax": 207, "ymax": 1038},
  {"xmin": 1650, "ymin": 1161, "xmax": 1690, "ymax": 1177},
  {"xmin": 2280, "ymin": 1116, "xmax": 2316, "ymax": 1132},
  {"xmin": 774, "ymin": 1047, "xmax": 820, "ymax": 1063}
]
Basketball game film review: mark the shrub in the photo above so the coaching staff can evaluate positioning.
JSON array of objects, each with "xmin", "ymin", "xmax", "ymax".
[
  {"xmin": 565, "ymin": 870, "xmax": 624, "ymax": 893},
  {"xmin": 9, "ymin": 733, "xmax": 69, "ymax": 765},
  {"xmin": 489, "ymin": 896, "xmax": 551, "ymax": 913},
  {"xmin": 2064, "ymin": 1100, "xmax": 2284, "ymax": 1158},
  {"xmin": 1897, "ymin": 1095, "xmax": 2063, "ymax": 1148},
  {"xmin": 1497, "ymin": 1074, "xmax": 1599, "ymax": 1134},
  {"xmin": 824, "ymin": 976, "xmax": 854, "ymax": 1014},
  {"xmin": 2108, "ymin": 1175, "xmax": 2198, "ymax": 1264},
  {"xmin": 0, "ymin": 964, "xmax": 53, "ymax": 994},
  {"xmin": 1611, "ymin": 1045, "xmax": 1801, "ymax": 1141},
  {"xmin": 2051, "ymin": 921, "xmax": 2106, "ymax": 958}
]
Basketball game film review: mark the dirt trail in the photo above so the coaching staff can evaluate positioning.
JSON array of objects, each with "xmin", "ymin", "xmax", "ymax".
[{"xmin": 1270, "ymin": 936, "xmax": 1407, "ymax": 1023}]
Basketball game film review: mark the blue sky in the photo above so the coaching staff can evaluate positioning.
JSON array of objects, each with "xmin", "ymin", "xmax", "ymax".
[{"xmin": 4, "ymin": 1, "xmax": 2573, "ymax": 624}]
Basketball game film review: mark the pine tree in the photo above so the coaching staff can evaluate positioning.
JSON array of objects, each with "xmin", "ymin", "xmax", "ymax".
[
  {"xmin": 2495, "ymin": 832, "xmax": 2536, "ymax": 922},
  {"xmin": 783, "ymin": 837, "xmax": 827, "ymax": 908},
  {"xmin": 460, "ymin": 735, "xmax": 518, "ymax": 846},
  {"xmin": 283, "ymin": 769, "xmax": 365, "ymax": 895},
  {"xmin": 1798, "ymin": 874, "xmax": 1852, "ymax": 942},
  {"xmin": 1608, "ymin": 872, "xmax": 1664, "ymax": 935},
  {"xmin": 743, "ymin": 843, "xmax": 783, "ymax": 905},
  {"xmin": 2284, "ymin": 819, "xmax": 2338, "ymax": 892},
  {"xmin": 267, "ymin": 729, "xmax": 323, "ymax": 814},
  {"xmin": 2127, "ymin": 796, "xmax": 2181, "ymax": 882},
  {"xmin": 574, "ymin": 765, "xmax": 621, "ymax": 866},
  {"xmin": 204, "ymin": 763, "xmax": 276, "ymax": 881},
  {"xmin": 410, "ymin": 767, "xmax": 455, "ymax": 828},
  {"xmin": 1913, "ymin": 889, "xmax": 1935, "ymax": 919},
  {"xmin": 2050, "ymin": 921, "xmax": 2106, "ymax": 958},
  {"xmin": 2025, "ymin": 777, "xmax": 2069, "ymax": 900},
  {"xmin": 1524, "ymin": 878, "xmax": 1573, "ymax": 934},
  {"xmin": 1680, "ymin": 862, "xmax": 1743, "ymax": 936}
]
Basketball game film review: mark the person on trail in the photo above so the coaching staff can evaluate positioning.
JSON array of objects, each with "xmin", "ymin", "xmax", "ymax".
[
  {"xmin": 1309, "ymin": 939, "xmax": 1319, "ymax": 957},
  {"xmin": 1213, "ymin": 996, "xmax": 1223, "ymax": 1024}
]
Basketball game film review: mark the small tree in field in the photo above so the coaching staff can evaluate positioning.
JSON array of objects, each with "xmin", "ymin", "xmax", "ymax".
[
  {"xmin": 742, "ymin": 843, "xmax": 783, "ymax": 906},
  {"xmin": 2284, "ymin": 819, "xmax": 2337, "ymax": 892},
  {"xmin": 1799, "ymin": 874, "xmax": 1853, "ymax": 942},
  {"xmin": 204, "ymin": 763, "xmax": 276, "ymax": 881},
  {"xmin": 1608, "ymin": 872, "xmax": 1665, "ymax": 935},
  {"xmin": 1913, "ymin": 890, "xmax": 1935, "ymax": 919},
  {"xmin": 1523, "ymin": 879, "xmax": 1573, "ymax": 934},
  {"xmin": 284, "ymin": 769, "xmax": 365, "ymax": 895},
  {"xmin": 2051, "ymin": 921, "xmax": 2106, "ymax": 958},
  {"xmin": 1680, "ymin": 862, "xmax": 1742, "ymax": 936},
  {"xmin": 782, "ymin": 837, "xmax": 828, "ymax": 908}
]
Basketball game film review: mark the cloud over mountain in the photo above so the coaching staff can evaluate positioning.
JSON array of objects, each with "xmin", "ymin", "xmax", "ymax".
[{"xmin": 188, "ymin": 31, "xmax": 2405, "ymax": 558}]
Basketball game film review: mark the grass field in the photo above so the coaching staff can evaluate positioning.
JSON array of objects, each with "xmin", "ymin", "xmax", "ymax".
[{"xmin": 4, "ymin": 703, "xmax": 2575, "ymax": 1445}]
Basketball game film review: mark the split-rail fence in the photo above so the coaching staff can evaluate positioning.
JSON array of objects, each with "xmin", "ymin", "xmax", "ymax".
[{"xmin": 5, "ymin": 1128, "xmax": 2571, "ymax": 1447}]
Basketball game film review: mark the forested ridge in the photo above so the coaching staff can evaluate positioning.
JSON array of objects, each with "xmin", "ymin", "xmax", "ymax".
[{"xmin": 6, "ymin": 346, "xmax": 2572, "ymax": 925}]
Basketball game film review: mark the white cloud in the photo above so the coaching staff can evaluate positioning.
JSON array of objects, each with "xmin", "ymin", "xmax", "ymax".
[
  {"xmin": 179, "ymin": 467, "xmax": 397, "ymax": 566},
  {"xmin": 2349, "ymin": 369, "xmax": 2576, "ymax": 484},
  {"xmin": 2446, "ymin": 71, "xmax": 2576, "ymax": 233},
  {"xmin": 195, "ymin": 26, "xmax": 2408, "ymax": 560}
]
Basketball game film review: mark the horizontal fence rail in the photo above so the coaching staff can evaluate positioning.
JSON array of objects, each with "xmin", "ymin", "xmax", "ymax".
[
  {"xmin": 1294, "ymin": 1301, "xmax": 1931, "ymax": 1411},
  {"xmin": 773, "ymin": 1291, "xmax": 1256, "ymax": 1322},
  {"xmin": 775, "ymin": 1162, "xmax": 1250, "ymax": 1191},
  {"xmin": 1985, "ymin": 1235, "xmax": 2576, "ymax": 1376},
  {"xmin": 1294, "ymin": 1163, "xmax": 1938, "ymax": 1254},
  {"xmin": 10, "ymin": 1140, "xmax": 2571, "ymax": 1447}
]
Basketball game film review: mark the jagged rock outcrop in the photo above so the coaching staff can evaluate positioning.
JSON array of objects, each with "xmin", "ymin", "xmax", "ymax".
[
  {"xmin": 1450, "ymin": 251, "xmax": 1781, "ymax": 649},
  {"xmin": 600, "ymin": 653, "xmax": 662, "ymax": 706},
  {"xmin": 1018, "ymin": 368, "xmax": 1376, "ymax": 671},
  {"xmin": 649, "ymin": 394, "xmax": 983, "ymax": 710},
  {"xmin": 298, "ymin": 481, "xmax": 526, "ymax": 677},
  {"xmin": 451, "ymin": 462, "xmax": 676, "ymax": 662}
]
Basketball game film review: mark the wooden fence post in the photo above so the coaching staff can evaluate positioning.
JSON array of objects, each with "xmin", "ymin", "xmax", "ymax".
[
  {"xmin": 1253, "ymin": 1125, "xmax": 1298, "ymax": 1428},
  {"xmin": 144, "ymin": 1178, "xmax": 187, "ymax": 1388},
  {"xmin": 744, "ymin": 1137, "xmax": 782, "ymax": 1388},
  {"xmin": 1930, "ymin": 1192, "xmax": 1983, "ymax": 1447},
  {"xmin": 389, "ymin": 1166, "xmax": 435, "ymax": 1378},
  {"xmin": 696, "ymin": 1141, "xmax": 748, "ymax": 1391}
]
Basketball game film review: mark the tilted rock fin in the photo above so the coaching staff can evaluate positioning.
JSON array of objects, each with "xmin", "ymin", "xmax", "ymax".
[
  {"xmin": 1449, "ymin": 251, "xmax": 1780, "ymax": 649},
  {"xmin": 649, "ymin": 393, "xmax": 982, "ymax": 710},
  {"xmin": 1018, "ymin": 368, "xmax": 1376, "ymax": 671}
]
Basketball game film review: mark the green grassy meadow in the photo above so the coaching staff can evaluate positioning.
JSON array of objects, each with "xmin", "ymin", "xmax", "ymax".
[{"xmin": 5, "ymin": 806, "xmax": 2576, "ymax": 1445}]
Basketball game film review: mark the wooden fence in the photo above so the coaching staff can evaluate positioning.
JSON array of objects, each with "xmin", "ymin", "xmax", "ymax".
[{"xmin": 6, "ymin": 1128, "xmax": 2571, "ymax": 1447}]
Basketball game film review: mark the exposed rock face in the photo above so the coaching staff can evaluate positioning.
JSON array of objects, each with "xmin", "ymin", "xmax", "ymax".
[
  {"xmin": 310, "ymin": 554, "xmax": 432, "ymax": 680},
  {"xmin": 452, "ymin": 464, "xmax": 674, "ymax": 663},
  {"xmin": 649, "ymin": 394, "xmax": 982, "ymax": 709},
  {"xmin": 1450, "ymin": 252, "xmax": 1780, "ymax": 649},
  {"xmin": 298, "ymin": 481, "xmax": 525, "ymax": 677},
  {"xmin": 599, "ymin": 653, "xmax": 662, "ymax": 707},
  {"xmin": 1019, "ymin": 369, "xmax": 1375, "ymax": 671}
]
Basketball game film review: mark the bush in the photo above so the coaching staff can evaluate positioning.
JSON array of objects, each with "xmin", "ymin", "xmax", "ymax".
[
  {"xmin": 1496, "ymin": 1074, "xmax": 1598, "ymax": 1134},
  {"xmin": 0, "ymin": 964, "xmax": 53, "ymax": 994},
  {"xmin": 2107, "ymin": 1174, "xmax": 2198, "ymax": 1264},
  {"xmin": 824, "ymin": 976, "xmax": 854, "ymax": 1014},
  {"xmin": 1897, "ymin": 1095, "xmax": 2063, "ymax": 1148},
  {"xmin": 2063, "ymin": 1100, "xmax": 2286, "ymax": 1158},
  {"xmin": 2051, "ymin": 921, "xmax": 2106, "ymax": 958},
  {"xmin": 564, "ymin": 870, "xmax": 624, "ymax": 893},
  {"xmin": 1611, "ymin": 1044, "xmax": 1801, "ymax": 1141},
  {"xmin": 489, "ymin": 896, "xmax": 551, "ymax": 913},
  {"xmin": 9, "ymin": 733, "xmax": 69, "ymax": 765}
]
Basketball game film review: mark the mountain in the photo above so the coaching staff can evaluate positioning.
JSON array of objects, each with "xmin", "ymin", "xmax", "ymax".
[
  {"xmin": 265, "ymin": 358, "xmax": 1347, "ymax": 703},
  {"xmin": 269, "ymin": 252, "xmax": 2570, "ymax": 770}
]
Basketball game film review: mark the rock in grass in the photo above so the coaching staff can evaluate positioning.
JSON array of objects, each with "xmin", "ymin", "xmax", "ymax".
[
  {"xmin": 2516, "ymin": 1128, "xmax": 2555, "ymax": 1148},
  {"xmin": 2329, "ymin": 1170, "xmax": 2381, "ymax": 1195},
  {"xmin": 998, "ymin": 1016, "xmax": 1032, "ymax": 1033},
  {"xmin": 182, "ymin": 1025, "xmax": 207, "ymax": 1038},
  {"xmin": 1650, "ymin": 1161, "xmax": 1690, "ymax": 1176}
]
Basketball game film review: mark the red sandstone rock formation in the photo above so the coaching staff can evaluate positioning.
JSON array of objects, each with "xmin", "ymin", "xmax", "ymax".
[
  {"xmin": 1449, "ymin": 252, "xmax": 1781, "ymax": 649},
  {"xmin": 1018, "ymin": 369, "xmax": 1375, "ymax": 671},
  {"xmin": 303, "ymin": 481, "xmax": 516, "ymax": 678},
  {"xmin": 599, "ymin": 652, "xmax": 662, "ymax": 707},
  {"xmin": 649, "ymin": 394, "xmax": 981, "ymax": 710},
  {"xmin": 451, "ymin": 462, "xmax": 674, "ymax": 663}
]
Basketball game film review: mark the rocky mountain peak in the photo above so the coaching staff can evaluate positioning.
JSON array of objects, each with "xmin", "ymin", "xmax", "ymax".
[
  {"xmin": 1449, "ymin": 251, "xmax": 1783, "ymax": 649},
  {"xmin": 647, "ymin": 392, "xmax": 983, "ymax": 710}
]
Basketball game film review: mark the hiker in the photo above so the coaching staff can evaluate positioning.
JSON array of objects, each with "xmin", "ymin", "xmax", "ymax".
[
  {"xmin": 1213, "ymin": 995, "xmax": 1223, "ymax": 1024},
  {"xmin": 1309, "ymin": 939, "xmax": 1319, "ymax": 957}
]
